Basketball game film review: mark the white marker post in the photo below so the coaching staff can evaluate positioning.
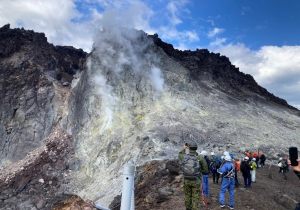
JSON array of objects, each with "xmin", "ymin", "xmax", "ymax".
[{"xmin": 120, "ymin": 161, "xmax": 135, "ymax": 210}]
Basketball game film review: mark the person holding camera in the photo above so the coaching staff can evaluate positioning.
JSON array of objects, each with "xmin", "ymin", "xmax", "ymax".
[
  {"xmin": 288, "ymin": 147, "xmax": 300, "ymax": 210},
  {"xmin": 178, "ymin": 142, "xmax": 209, "ymax": 210},
  {"xmin": 289, "ymin": 147, "xmax": 300, "ymax": 179}
]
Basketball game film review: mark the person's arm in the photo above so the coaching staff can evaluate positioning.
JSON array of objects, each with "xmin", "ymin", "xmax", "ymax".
[
  {"xmin": 178, "ymin": 149, "xmax": 185, "ymax": 162},
  {"xmin": 178, "ymin": 144, "xmax": 188, "ymax": 161},
  {"xmin": 288, "ymin": 159, "xmax": 300, "ymax": 180},
  {"xmin": 217, "ymin": 163, "xmax": 227, "ymax": 175},
  {"xmin": 199, "ymin": 156, "xmax": 209, "ymax": 174}
]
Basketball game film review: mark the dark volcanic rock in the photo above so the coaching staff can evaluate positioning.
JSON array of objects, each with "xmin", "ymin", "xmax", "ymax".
[
  {"xmin": 0, "ymin": 24, "xmax": 87, "ymax": 166},
  {"xmin": 149, "ymin": 34, "xmax": 297, "ymax": 111},
  {"xmin": 52, "ymin": 195, "xmax": 99, "ymax": 210},
  {"xmin": 0, "ymin": 128, "xmax": 73, "ymax": 210}
]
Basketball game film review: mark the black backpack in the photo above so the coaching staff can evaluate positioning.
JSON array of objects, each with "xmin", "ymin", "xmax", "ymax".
[{"xmin": 182, "ymin": 154, "xmax": 200, "ymax": 179}]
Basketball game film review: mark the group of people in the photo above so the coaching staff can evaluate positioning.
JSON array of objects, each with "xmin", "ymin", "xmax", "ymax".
[
  {"xmin": 239, "ymin": 150, "xmax": 266, "ymax": 187},
  {"xmin": 179, "ymin": 143, "xmax": 239, "ymax": 209},
  {"xmin": 178, "ymin": 142, "xmax": 288, "ymax": 210}
]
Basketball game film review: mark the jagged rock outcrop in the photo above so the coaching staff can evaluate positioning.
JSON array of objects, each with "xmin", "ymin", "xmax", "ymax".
[
  {"xmin": 150, "ymin": 34, "xmax": 297, "ymax": 111},
  {"xmin": 0, "ymin": 24, "xmax": 87, "ymax": 167},
  {"xmin": 0, "ymin": 128, "xmax": 73, "ymax": 210}
]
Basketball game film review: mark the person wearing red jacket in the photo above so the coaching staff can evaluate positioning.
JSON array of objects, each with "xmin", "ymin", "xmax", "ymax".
[{"xmin": 234, "ymin": 158, "xmax": 240, "ymax": 187}]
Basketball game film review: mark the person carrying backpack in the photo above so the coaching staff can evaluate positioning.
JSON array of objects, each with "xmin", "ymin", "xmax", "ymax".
[
  {"xmin": 278, "ymin": 157, "xmax": 289, "ymax": 180},
  {"xmin": 259, "ymin": 153, "xmax": 266, "ymax": 167},
  {"xmin": 218, "ymin": 154, "xmax": 235, "ymax": 209},
  {"xmin": 240, "ymin": 156, "xmax": 251, "ymax": 188},
  {"xmin": 210, "ymin": 152, "xmax": 221, "ymax": 184},
  {"xmin": 178, "ymin": 142, "xmax": 209, "ymax": 210}
]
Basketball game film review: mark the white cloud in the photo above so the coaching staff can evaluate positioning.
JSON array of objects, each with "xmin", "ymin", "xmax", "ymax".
[
  {"xmin": 186, "ymin": 31, "xmax": 199, "ymax": 41},
  {"xmin": 159, "ymin": 27, "xmax": 199, "ymax": 43},
  {"xmin": 166, "ymin": 1, "xmax": 182, "ymax": 25},
  {"xmin": 210, "ymin": 37, "xmax": 227, "ymax": 47},
  {"xmin": 0, "ymin": 0, "xmax": 98, "ymax": 51},
  {"xmin": 175, "ymin": 43, "xmax": 189, "ymax": 50},
  {"xmin": 215, "ymin": 44, "xmax": 300, "ymax": 108},
  {"xmin": 0, "ymin": 0, "xmax": 198, "ymax": 52},
  {"xmin": 166, "ymin": 0, "xmax": 189, "ymax": 26},
  {"xmin": 207, "ymin": 27, "xmax": 224, "ymax": 38}
]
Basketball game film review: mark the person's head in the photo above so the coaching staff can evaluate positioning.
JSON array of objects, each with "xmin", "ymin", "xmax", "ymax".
[
  {"xmin": 188, "ymin": 142, "xmax": 197, "ymax": 151},
  {"xmin": 211, "ymin": 152, "xmax": 215, "ymax": 156},
  {"xmin": 252, "ymin": 158, "xmax": 256, "ymax": 161},
  {"xmin": 224, "ymin": 151, "xmax": 230, "ymax": 156},
  {"xmin": 244, "ymin": 156, "xmax": 249, "ymax": 161},
  {"xmin": 200, "ymin": 150, "xmax": 208, "ymax": 156},
  {"xmin": 224, "ymin": 155, "xmax": 232, "ymax": 162}
]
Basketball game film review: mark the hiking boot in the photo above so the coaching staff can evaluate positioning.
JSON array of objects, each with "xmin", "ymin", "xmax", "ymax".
[
  {"xmin": 227, "ymin": 205, "xmax": 234, "ymax": 209},
  {"xmin": 220, "ymin": 204, "xmax": 226, "ymax": 208}
]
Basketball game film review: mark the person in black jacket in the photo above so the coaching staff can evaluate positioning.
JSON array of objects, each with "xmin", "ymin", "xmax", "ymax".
[
  {"xmin": 240, "ymin": 156, "xmax": 251, "ymax": 188},
  {"xmin": 259, "ymin": 154, "xmax": 266, "ymax": 167}
]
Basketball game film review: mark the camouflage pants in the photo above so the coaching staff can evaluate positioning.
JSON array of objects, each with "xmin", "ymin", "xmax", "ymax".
[{"xmin": 183, "ymin": 178, "xmax": 201, "ymax": 210}]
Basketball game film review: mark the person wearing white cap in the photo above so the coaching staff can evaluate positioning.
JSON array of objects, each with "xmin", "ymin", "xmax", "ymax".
[
  {"xmin": 217, "ymin": 154, "xmax": 235, "ymax": 209},
  {"xmin": 223, "ymin": 151, "xmax": 230, "ymax": 156},
  {"xmin": 240, "ymin": 156, "xmax": 251, "ymax": 188},
  {"xmin": 278, "ymin": 156, "xmax": 289, "ymax": 180}
]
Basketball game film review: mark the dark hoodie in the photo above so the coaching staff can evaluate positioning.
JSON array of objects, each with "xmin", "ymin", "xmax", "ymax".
[{"xmin": 240, "ymin": 160, "xmax": 251, "ymax": 176}]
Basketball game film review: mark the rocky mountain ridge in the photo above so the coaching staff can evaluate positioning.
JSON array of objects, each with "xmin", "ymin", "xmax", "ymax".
[
  {"xmin": 0, "ymin": 24, "xmax": 86, "ymax": 167},
  {"xmin": 150, "ymin": 33, "xmax": 298, "ymax": 111}
]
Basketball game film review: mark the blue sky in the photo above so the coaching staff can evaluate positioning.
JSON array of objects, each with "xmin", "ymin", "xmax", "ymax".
[
  {"xmin": 0, "ymin": 0, "xmax": 300, "ymax": 108},
  {"xmin": 179, "ymin": 0, "xmax": 300, "ymax": 49}
]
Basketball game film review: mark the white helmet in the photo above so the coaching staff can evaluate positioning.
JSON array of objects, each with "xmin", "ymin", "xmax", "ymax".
[
  {"xmin": 279, "ymin": 157, "xmax": 283, "ymax": 160},
  {"xmin": 224, "ymin": 151, "xmax": 229, "ymax": 156},
  {"xmin": 252, "ymin": 158, "xmax": 256, "ymax": 161},
  {"xmin": 211, "ymin": 152, "xmax": 215, "ymax": 156},
  {"xmin": 200, "ymin": 150, "xmax": 208, "ymax": 156},
  {"xmin": 224, "ymin": 155, "xmax": 232, "ymax": 161},
  {"xmin": 244, "ymin": 156, "xmax": 249, "ymax": 160}
]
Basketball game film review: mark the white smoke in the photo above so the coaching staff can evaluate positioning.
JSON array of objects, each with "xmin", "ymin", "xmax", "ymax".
[
  {"xmin": 150, "ymin": 66, "xmax": 164, "ymax": 92},
  {"xmin": 87, "ymin": 2, "xmax": 165, "ymax": 133}
]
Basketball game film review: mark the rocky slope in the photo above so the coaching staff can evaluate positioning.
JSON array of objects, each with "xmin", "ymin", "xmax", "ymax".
[
  {"xmin": 67, "ymin": 27, "xmax": 300, "ymax": 206},
  {"xmin": 150, "ymin": 34, "xmax": 296, "ymax": 110},
  {"xmin": 0, "ymin": 25, "xmax": 299, "ymax": 209},
  {"xmin": 0, "ymin": 24, "xmax": 86, "ymax": 167}
]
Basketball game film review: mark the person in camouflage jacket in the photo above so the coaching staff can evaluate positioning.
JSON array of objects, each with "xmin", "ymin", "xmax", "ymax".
[{"xmin": 178, "ymin": 142, "xmax": 209, "ymax": 210}]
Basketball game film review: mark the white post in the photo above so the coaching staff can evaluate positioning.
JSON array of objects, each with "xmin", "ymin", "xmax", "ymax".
[
  {"xmin": 120, "ymin": 161, "xmax": 135, "ymax": 210},
  {"xmin": 131, "ymin": 184, "xmax": 135, "ymax": 210}
]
